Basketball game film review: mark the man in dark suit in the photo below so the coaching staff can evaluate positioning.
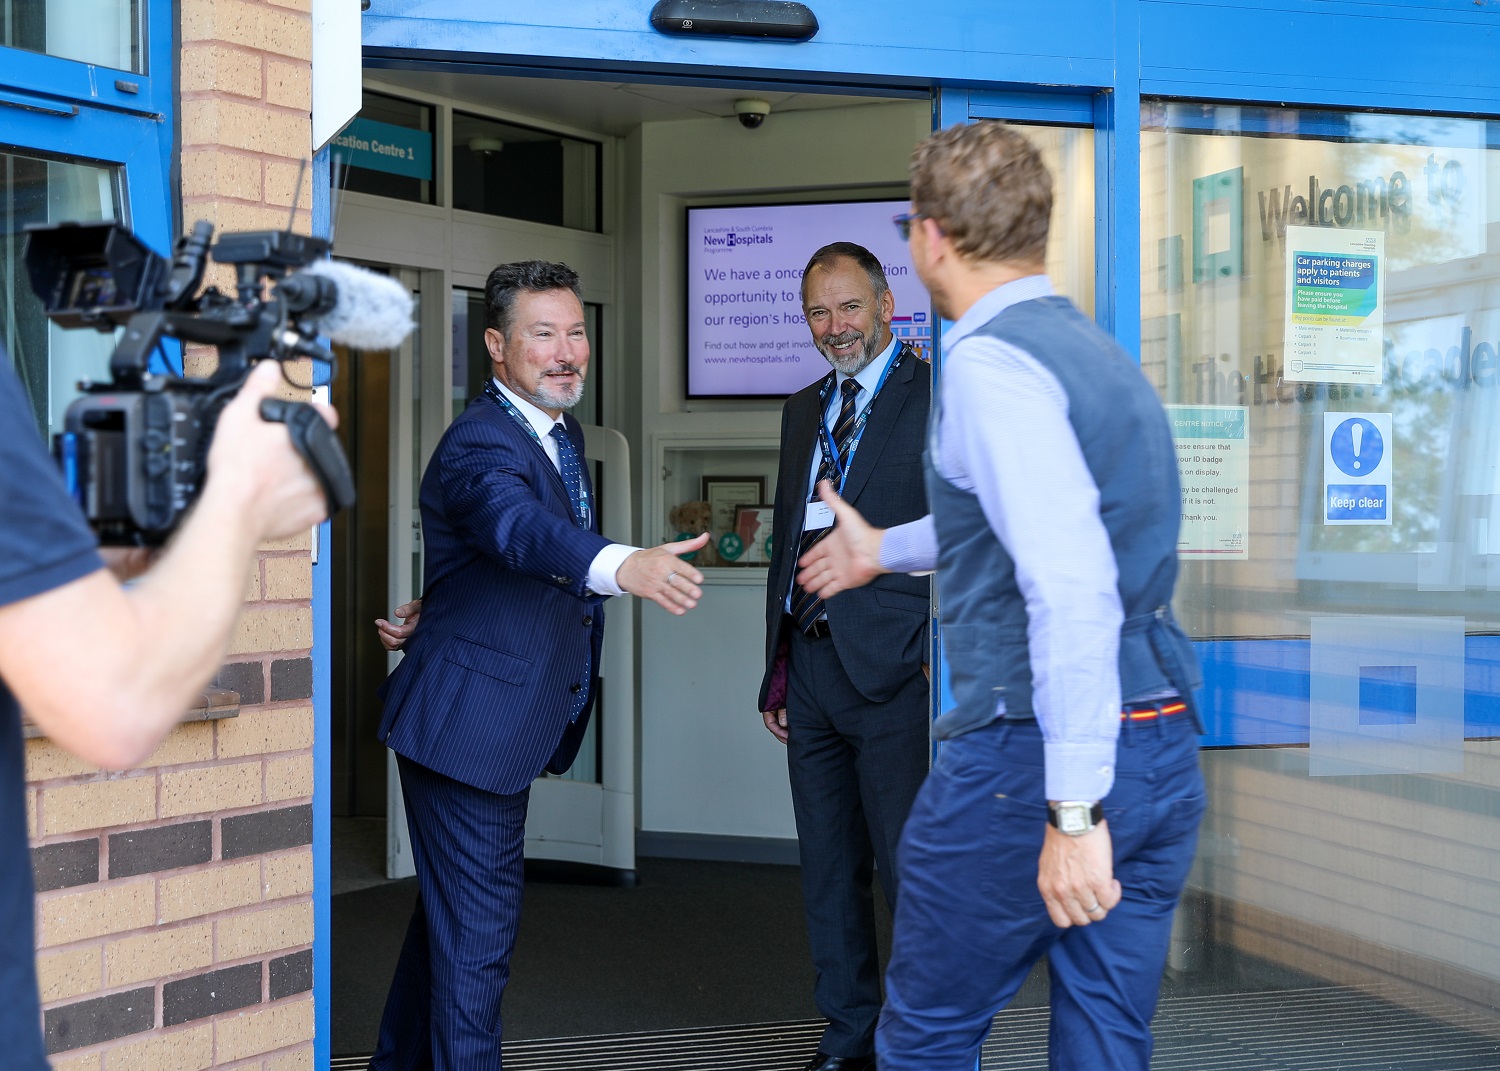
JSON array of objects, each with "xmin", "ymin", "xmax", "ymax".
[
  {"xmin": 758, "ymin": 242, "xmax": 932, "ymax": 1071},
  {"xmin": 369, "ymin": 261, "xmax": 707, "ymax": 1069}
]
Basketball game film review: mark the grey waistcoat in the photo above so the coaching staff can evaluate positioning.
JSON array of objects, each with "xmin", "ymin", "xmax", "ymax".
[{"xmin": 926, "ymin": 296, "xmax": 1202, "ymax": 741}]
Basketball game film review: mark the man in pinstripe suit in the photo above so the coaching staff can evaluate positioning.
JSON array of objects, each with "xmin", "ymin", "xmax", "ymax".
[{"xmin": 369, "ymin": 261, "xmax": 707, "ymax": 1070}]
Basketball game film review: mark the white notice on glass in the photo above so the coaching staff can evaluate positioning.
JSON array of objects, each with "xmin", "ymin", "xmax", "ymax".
[
  {"xmin": 1283, "ymin": 226, "xmax": 1385, "ymax": 384},
  {"xmin": 1166, "ymin": 404, "xmax": 1250, "ymax": 559}
]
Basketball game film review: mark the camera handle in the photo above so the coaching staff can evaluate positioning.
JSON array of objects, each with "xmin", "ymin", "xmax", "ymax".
[{"xmin": 258, "ymin": 398, "xmax": 357, "ymax": 515}]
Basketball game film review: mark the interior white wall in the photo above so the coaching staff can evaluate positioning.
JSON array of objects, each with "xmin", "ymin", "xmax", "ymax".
[{"xmin": 629, "ymin": 100, "xmax": 932, "ymax": 845}]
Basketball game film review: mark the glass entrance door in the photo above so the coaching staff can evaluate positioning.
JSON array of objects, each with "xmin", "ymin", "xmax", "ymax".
[
  {"xmin": 926, "ymin": 90, "xmax": 1100, "ymax": 731},
  {"xmin": 1139, "ymin": 100, "xmax": 1500, "ymax": 1041},
  {"xmin": 328, "ymin": 268, "xmax": 423, "ymax": 887}
]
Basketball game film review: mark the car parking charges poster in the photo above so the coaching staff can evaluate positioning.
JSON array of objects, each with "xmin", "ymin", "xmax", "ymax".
[{"xmin": 1283, "ymin": 225, "xmax": 1385, "ymax": 384}]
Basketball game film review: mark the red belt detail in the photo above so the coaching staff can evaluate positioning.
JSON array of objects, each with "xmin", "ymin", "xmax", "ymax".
[{"xmin": 1120, "ymin": 701, "xmax": 1187, "ymax": 721}]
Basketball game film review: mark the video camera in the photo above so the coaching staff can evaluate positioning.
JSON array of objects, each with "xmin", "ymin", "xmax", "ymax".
[{"xmin": 23, "ymin": 219, "xmax": 411, "ymax": 545}]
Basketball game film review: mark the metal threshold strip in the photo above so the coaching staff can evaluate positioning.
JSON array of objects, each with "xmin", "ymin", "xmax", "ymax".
[{"xmin": 331, "ymin": 984, "xmax": 1500, "ymax": 1070}]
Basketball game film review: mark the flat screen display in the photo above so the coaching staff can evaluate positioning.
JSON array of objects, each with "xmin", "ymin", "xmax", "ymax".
[{"xmin": 686, "ymin": 200, "xmax": 932, "ymax": 397}]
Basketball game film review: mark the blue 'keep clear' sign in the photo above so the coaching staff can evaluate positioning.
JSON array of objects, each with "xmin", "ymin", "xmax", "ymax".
[{"xmin": 1323, "ymin": 413, "xmax": 1392, "ymax": 525}]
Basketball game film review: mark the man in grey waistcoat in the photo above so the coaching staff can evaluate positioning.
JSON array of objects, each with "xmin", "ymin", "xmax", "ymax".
[{"xmin": 795, "ymin": 122, "xmax": 1206, "ymax": 1071}]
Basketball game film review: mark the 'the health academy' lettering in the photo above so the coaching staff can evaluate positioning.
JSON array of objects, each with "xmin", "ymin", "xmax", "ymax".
[{"xmin": 1188, "ymin": 326, "xmax": 1500, "ymax": 408}]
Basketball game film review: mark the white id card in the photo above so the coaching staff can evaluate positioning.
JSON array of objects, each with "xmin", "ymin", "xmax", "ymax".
[{"xmin": 803, "ymin": 500, "xmax": 835, "ymax": 532}]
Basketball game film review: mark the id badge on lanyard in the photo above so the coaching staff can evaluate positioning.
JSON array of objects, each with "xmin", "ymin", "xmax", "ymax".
[
  {"xmin": 803, "ymin": 499, "xmax": 835, "ymax": 533},
  {"xmin": 816, "ymin": 346, "xmax": 904, "ymax": 498}
]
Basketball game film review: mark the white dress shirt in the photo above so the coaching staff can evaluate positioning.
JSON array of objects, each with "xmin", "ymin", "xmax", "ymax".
[
  {"xmin": 784, "ymin": 335, "xmax": 901, "ymax": 613},
  {"xmin": 491, "ymin": 378, "xmax": 637, "ymax": 597},
  {"xmin": 877, "ymin": 279, "xmax": 1124, "ymax": 802}
]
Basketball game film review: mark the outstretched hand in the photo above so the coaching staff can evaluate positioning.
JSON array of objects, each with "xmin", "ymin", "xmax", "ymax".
[
  {"xmin": 375, "ymin": 599, "xmax": 422, "ymax": 652},
  {"xmin": 794, "ymin": 480, "xmax": 889, "ymax": 599},
  {"xmin": 617, "ymin": 533, "xmax": 709, "ymax": 616}
]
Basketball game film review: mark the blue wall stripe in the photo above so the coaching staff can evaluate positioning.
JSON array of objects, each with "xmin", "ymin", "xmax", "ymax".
[{"xmin": 1196, "ymin": 635, "xmax": 1500, "ymax": 748}]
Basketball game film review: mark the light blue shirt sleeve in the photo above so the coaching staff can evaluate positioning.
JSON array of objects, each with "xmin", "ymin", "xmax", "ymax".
[
  {"xmin": 880, "ymin": 515, "xmax": 937, "ymax": 573},
  {"xmin": 937, "ymin": 335, "xmax": 1124, "ymax": 803}
]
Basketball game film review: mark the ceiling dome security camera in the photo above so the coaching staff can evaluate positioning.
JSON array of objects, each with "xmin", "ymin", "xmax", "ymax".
[
  {"xmin": 468, "ymin": 136, "xmax": 504, "ymax": 156},
  {"xmin": 735, "ymin": 99, "xmax": 771, "ymax": 130}
]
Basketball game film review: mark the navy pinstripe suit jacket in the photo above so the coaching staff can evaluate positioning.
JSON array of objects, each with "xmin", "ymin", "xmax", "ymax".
[{"xmin": 377, "ymin": 392, "xmax": 610, "ymax": 796}]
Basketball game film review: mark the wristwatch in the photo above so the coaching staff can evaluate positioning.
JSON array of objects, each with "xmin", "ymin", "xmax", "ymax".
[{"xmin": 1047, "ymin": 801, "xmax": 1104, "ymax": 836}]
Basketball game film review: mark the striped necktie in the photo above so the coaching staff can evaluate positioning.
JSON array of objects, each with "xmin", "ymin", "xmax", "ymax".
[{"xmin": 789, "ymin": 378, "xmax": 861, "ymax": 635}]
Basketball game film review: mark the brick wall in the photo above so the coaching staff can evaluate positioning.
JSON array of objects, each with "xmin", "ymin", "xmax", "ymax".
[
  {"xmin": 26, "ymin": 1, "xmax": 319, "ymax": 1067},
  {"xmin": 1190, "ymin": 743, "xmax": 1500, "ymax": 1029}
]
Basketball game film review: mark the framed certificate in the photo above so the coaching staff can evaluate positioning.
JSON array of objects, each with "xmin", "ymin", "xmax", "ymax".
[
  {"xmin": 734, "ymin": 504, "xmax": 776, "ymax": 566},
  {"xmin": 701, "ymin": 476, "xmax": 765, "ymax": 547}
]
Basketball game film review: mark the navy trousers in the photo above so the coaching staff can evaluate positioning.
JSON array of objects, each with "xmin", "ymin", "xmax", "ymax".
[
  {"xmin": 878, "ymin": 713, "xmax": 1204, "ymax": 1071},
  {"xmin": 371, "ymin": 755, "xmax": 531, "ymax": 1071},
  {"xmin": 785, "ymin": 626, "xmax": 930, "ymax": 1058}
]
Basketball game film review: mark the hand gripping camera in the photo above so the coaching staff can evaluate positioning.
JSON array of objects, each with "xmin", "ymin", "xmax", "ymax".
[{"xmin": 23, "ymin": 220, "xmax": 413, "ymax": 545}]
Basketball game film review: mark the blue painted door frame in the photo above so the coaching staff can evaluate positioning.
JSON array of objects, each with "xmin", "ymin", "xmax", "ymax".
[
  {"xmin": 0, "ymin": 0, "xmax": 176, "ymax": 315},
  {"xmin": 311, "ymin": 148, "xmax": 335, "ymax": 1071},
  {"xmin": 327, "ymin": 6, "xmax": 1500, "ymax": 1053}
]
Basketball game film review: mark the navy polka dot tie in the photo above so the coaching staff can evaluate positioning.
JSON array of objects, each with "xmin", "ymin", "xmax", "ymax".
[
  {"xmin": 550, "ymin": 423, "xmax": 590, "ymax": 531},
  {"xmin": 551, "ymin": 423, "xmax": 591, "ymax": 721}
]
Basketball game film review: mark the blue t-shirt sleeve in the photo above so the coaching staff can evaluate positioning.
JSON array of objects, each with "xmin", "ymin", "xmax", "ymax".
[{"xmin": 0, "ymin": 363, "xmax": 102, "ymax": 607}]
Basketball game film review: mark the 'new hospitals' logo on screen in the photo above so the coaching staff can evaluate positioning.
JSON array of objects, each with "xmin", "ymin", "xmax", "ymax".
[{"xmin": 702, "ymin": 225, "xmax": 773, "ymax": 253}]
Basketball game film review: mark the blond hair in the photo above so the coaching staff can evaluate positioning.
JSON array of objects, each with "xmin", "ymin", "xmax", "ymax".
[{"xmin": 909, "ymin": 121, "xmax": 1052, "ymax": 265}]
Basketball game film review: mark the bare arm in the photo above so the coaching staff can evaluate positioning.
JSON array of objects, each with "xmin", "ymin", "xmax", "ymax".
[{"xmin": 0, "ymin": 362, "xmax": 334, "ymax": 769}]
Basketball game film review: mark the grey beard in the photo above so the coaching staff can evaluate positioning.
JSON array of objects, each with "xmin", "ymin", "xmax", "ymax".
[
  {"xmin": 518, "ymin": 372, "xmax": 585, "ymax": 412},
  {"xmin": 818, "ymin": 331, "xmax": 884, "ymax": 376}
]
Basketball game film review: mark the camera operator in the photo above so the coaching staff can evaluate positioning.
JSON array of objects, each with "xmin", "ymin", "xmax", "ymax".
[{"xmin": 0, "ymin": 351, "xmax": 335, "ymax": 1065}]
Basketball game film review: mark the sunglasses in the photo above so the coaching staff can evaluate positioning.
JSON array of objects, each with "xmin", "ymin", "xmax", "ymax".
[{"xmin": 892, "ymin": 211, "xmax": 929, "ymax": 241}]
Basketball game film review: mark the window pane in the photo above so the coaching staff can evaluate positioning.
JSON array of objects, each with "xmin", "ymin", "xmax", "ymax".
[
  {"xmin": 1141, "ymin": 101, "xmax": 1500, "ymax": 1037},
  {"xmin": 0, "ymin": 151, "xmax": 120, "ymax": 437},
  {"xmin": 1, "ymin": 0, "xmax": 142, "ymax": 72},
  {"xmin": 450, "ymin": 287, "xmax": 489, "ymax": 421},
  {"xmin": 1017, "ymin": 123, "xmax": 1094, "ymax": 318},
  {"xmin": 333, "ymin": 92, "xmax": 436, "ymax": 206},
  {"xmin": 1141, "ymin": 103, "xmax": 1500, "ymax": 636},
  {"xmin": 451, "ymin": 112, "xmax": 601, "ymax": 232}
]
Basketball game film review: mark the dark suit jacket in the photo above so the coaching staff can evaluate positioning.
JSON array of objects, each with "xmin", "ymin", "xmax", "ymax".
[
  {"xmin": 378, "ymin": 392, "xmax": 609, "ymax": 796},
  {"xmin": 758, "ymin": 344, "xmax": 932, "ymax": 710}
]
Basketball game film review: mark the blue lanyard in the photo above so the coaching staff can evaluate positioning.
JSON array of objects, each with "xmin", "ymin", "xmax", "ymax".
[
  {"xmin": 816, "ymin": 344, "xmax": 905, "ymax": 494},
  {"xmin": 483, "ymin": 380, "xmax": 591, "ymax": 528}
]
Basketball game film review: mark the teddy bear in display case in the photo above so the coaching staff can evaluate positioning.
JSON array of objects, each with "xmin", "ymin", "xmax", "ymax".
[{"xmin": 668, "ymin": 499, "xmax": 720, "ymax": 567}]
